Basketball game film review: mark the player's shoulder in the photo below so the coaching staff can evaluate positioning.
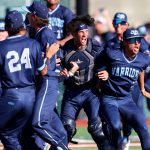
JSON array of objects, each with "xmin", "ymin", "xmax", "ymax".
[
  {"xmin": 40, "ymin": 26, "xmax": 56, "ymax": 39},
  {"xmin": 41, "ymin": 26, "xmax": 54, "ymax": 35}
]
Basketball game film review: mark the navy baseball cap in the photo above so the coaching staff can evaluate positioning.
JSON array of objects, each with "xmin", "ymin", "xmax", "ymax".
[
  {"xmin": 0, "ymin": 21, "xmax": 5, "ymax": 31},
  {"xmin": 25, "ymin": 1, "xmax": 48, "ymax": 19},
  {"xmin": 123, "ymin": 28, "xmax": 142, "ymax": 40},
  {"xmin": 137, "ymin": 25, "xmax": 148, "ymax": 36},
  {"xmin": 5, "ymin": 10, "xmax": 24, "ymax": 28},
  {"xmin": 113, "ymin": 12, "xmax": 127, "ymax": 25}
]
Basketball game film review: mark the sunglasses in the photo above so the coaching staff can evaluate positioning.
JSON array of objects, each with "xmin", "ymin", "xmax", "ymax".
[
  {"xmin": 113, "ymin": 20, "xmax": 127, "ymax": 26},
  {"xmin": 125, "ymin": 38, "xmax": 141, "ymax": 44}
]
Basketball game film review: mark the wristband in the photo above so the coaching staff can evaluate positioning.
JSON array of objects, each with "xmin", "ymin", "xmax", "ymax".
[
  {"xmin": 44, "ymin": 57, "xmax": 50, "ymax": 65},
  {"xmin": 68, "ymin": 70, "xmax": 74, "ymax": 77},
  {"xmin": 141, "ymin": 89, "xmax": 145, "ymax": 93}
]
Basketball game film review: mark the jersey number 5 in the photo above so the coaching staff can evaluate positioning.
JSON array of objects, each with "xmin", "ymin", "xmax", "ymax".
[{"xmin": 6, "ymin": 48, "xmax": 32, "ymax": 73}]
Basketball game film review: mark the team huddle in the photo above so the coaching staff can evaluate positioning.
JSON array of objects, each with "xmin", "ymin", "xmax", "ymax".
[{"xmin": 0, "ymin": 0, "xmax": 150, "ymax": 150}]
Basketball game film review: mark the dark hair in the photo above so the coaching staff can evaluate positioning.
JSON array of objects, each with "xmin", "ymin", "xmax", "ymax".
[
  {"xmin": 34, "ymin": 16, "xmax": 49, "ymax": 28},
  {"xmin": 5, "ymin": 25, "xmax": 24, "ymax": 36},
  {"xmin": 66, "ymin": 15, "xmax": 95, "ymax": 33}
]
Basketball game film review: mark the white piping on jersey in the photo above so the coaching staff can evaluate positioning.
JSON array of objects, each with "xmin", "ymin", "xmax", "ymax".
[
  {"xmin": 36, "ymin": 26, "xmax": 47, "ymax": 37},
  {"xmin": 48, "ymin": 4, "xmax": 60, "ymax": 15},
  {"xmin": 7, "ymin": 35, "xmax": 22, "ymax": 39},
  {"xmin": 122, "ymin": 50, "xmax": 137, "ymax": 63},
  {"xmin": 38, "ymin": 79, "xmax": 58, "ymax": 144},
  {"xmin": 38, "ymin": 64, "xmax": 46, "ymax": 71}
]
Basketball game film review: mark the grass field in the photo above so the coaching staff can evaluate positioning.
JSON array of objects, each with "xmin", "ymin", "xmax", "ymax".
[{"xmin": 71, "ymin": 148, "xmax": 141, "ymax": 150}]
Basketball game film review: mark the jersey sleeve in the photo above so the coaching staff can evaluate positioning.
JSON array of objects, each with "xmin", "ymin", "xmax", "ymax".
[
  {"xmin": 142, "ymin": 54, "xmax": 150, "ymax": 71},
  {"xmin": 63, "ymin": 7, "xmax": 75, "ymax": 24},
  {"xmin": 95, "ymin": 49, "xmax": 109, "ymax": 73},
  {"xmin": 34, "ymin": 41, "xmax": 45, "ymax": 71},
  {"xmin": 40, "ymin": 28, "xmax": 57, "ymax": 53},
  {"xmin": 140, "ymin": 38, "xmax": 150, "ymax": 53}
]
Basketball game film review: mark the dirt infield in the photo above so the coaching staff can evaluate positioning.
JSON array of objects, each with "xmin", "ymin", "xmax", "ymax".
[{"xmin": 69, "ymin": 142, "xmax": 141, "ymax": 148}]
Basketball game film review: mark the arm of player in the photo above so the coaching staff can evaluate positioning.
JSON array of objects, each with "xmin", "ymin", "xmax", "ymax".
[
  {"xmin": 57, "ymin": 34, "xmax": 73, "ymax": 47},
  {"xmin": 138, "ymin": 71, "xmax": 150, "ymax": 99},
  {"xmin": 46, "ymin": 42, "xmax": 60, "ymax": 59},
  {"xmin": 40, "ymin": 43, "xmax": 60, "ymax": 76},
  {"xmin": 60, "ymin": 61, "xmax": 79, "ymax": 77},
  {"xmin": 96, "ymin": 70, "xmax": 109, "ymax": 81}
]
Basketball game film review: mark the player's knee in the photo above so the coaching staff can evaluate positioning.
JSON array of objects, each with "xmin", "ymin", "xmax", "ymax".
[
  {"xmin": 62, "ymin": 118, "xmax": 76, "ymax": 141},
  {"xmin": 111, "ymin": 121, "xmax": 122, "ymax": 133},
  {"xmin": 88, "ymin": 118, "xmax": 106, "ymax": 141}
]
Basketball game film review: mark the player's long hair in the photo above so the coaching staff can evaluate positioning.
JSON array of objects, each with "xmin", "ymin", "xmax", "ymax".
[
  {"xmin": 34, "ymin": 16, "xmax": 49, "ymax": 28},
  {"xmin": 66, "ymin": 15, "xmax": 95, "ymax": 33}
]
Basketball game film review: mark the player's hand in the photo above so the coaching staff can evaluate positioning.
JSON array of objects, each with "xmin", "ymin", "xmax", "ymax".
[
  {"xmin": 46, "ymin": 43, "xmax": 60, "ymax": 59},
  {"xmin": 57, "ymin": 34, "xmax": 73, "ymax": 47},
  {"xmin": 70, "ymin": 61, "xmax": 79, "ymax": 74},
  {"xmin": 60, "ymin": 68, "xmax": 69, "ymax": 77},
  {"xmin": 96, "ymin": 70, "xmax": 109, "ymax": 81},
  {"xmin": 141, "ymin": 89, "xmax": 150, "ymax": 99},
  {"xmin": 57, "ymin": 39, "xmax": 66, "ymax": 47}
]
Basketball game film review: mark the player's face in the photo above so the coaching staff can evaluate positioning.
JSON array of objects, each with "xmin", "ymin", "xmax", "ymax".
[
  {"xmin": 94, "ymin": 22, "xmax": 106, "ymax": 35},
  {"xmin": 113, "ymin": 21, "xmax": 128, "ymax": 36},
  {"xmin": 73, "ymin": 29, "xmax": 89, "ymax": 47},
  {"xmin": 46, "ymin": 0, "xmax": 60, "ymax": 5},
  {"xmin": 27, "ymin": 13, "xmax": 36, "ymax": 27},
  {"xmin": 123, "ymin": 38, "xmax": 141, "ymax": 56},
  {"xmin": 0, "ymin": 31, "xmax": 8, "ymax": 41}
]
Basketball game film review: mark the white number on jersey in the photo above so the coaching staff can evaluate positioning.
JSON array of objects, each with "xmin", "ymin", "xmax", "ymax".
[{"xmin": 6, "ymin": 48, "xmax": 32, "ymax": 73}]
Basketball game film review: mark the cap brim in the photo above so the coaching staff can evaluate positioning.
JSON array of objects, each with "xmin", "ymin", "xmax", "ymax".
[{"xmin": 125, "ymin": 36, "xmax": 143, "ymax": 39}]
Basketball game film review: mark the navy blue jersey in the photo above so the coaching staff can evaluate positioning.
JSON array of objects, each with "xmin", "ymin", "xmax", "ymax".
[
  {"xmin": 105, "ymin": 35, "xmax": 121, "ymax": 49},
  {"xmin": 0, "ymin": 35, "xmax": 44, "ymax": 88},
  {"xmin": 106, "ymin": 36, "xmax": 150, "ymax": 54},
  {"xmin": 140, "ymin": 38, "xmax": 150, "ymax": 53},
  {"xmin": 62, "ymin": 38, "xmax": 103, "ymax": 85},
  {"xmin": 48, "ymin": 4, "xmax": 74, "ymax": 40},
  {"xmin": 96, "ymin": 47, "xmax": 150, "ymax": 96},
  {"xmin": 35, "ymin": 26, "xmax": 57, "ymax": 77}
]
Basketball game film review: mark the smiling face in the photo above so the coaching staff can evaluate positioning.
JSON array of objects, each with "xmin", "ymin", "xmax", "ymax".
[{"xmin": 73, "ymin": 29, "xmax": 89, "ymax": 48}]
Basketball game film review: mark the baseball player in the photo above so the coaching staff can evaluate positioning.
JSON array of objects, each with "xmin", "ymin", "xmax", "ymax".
[
  {"xmin": 0, "ymin": 10, "xmax": 53, "ymax": 150},
  {"xmin": 60, "ymin": 15, "xmax": 112, "ymax": 150},
  {"xmin": 26, "ymin": 1, "xmax": 69, "ymax": 150},
  {"xmin": 96, "ymin": 28, "xmax": 150, "ymax": 150}
]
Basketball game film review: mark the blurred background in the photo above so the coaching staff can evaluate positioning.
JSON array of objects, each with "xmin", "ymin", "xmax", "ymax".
[
  {"xmin": 0, "ymin": 0, "xmax": 150, "ymax": 26},
  {"xmin": 0, "ymin": 1, "xmax": 150, "ymax": 149}
]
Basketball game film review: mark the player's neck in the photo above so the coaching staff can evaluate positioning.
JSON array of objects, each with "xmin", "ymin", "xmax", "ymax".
[
  {"xmin": 74, "ymin": 39, "xmax": 87, "ymax": 50},
  {"xmin": 48, "ymin": 4, "xmax": 59, "ymax": 11},
  {"xmin": 123, "ymin": 49, "xmax": 136, "ymax": 60},
  {"xmin": 117, "ymin": 34, "xmax": 123, "ymax": 41}
]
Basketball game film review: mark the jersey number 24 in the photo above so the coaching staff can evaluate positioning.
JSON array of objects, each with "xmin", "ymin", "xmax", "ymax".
[{"xmin": 6, "ymin": 48, "xmax": 32, "ymax": 73}]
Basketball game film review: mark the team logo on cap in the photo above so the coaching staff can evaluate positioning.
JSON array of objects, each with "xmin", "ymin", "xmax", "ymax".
[
  {"xmin": 117, "ymin": 14, "xmax": 125, "ymax": 19},
  {"xmin": 76, "ymin": 59, "xmax": 83, "ymax": 64},
  {"xmin": 131, "ymin": 30, "xmax": 139, "ymax": 35}
]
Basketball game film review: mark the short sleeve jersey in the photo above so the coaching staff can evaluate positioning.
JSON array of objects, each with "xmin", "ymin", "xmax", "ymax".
[
  {"xmin": 35, "ymin": 26, "xmax": 57, "ymax": 77},
  {"xmin": 0, "ymin": 35, "xmax": 44, "ymax": 88},
  {"xmin": 97, "ymin": 47, "xmax": 150, "ymax": 96},
  {"xmin": 48, "ymin": 4, "xmax": 74, "ymax": 40}
]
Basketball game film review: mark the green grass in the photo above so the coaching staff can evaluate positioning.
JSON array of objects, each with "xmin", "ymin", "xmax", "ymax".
[
  {"xmin": 71, "ymin": 148, "xmax": 141, "ymax": 150},
  {"xmin": 73, "ymin": 126, "xmax": 148, "ymax": 150}
]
